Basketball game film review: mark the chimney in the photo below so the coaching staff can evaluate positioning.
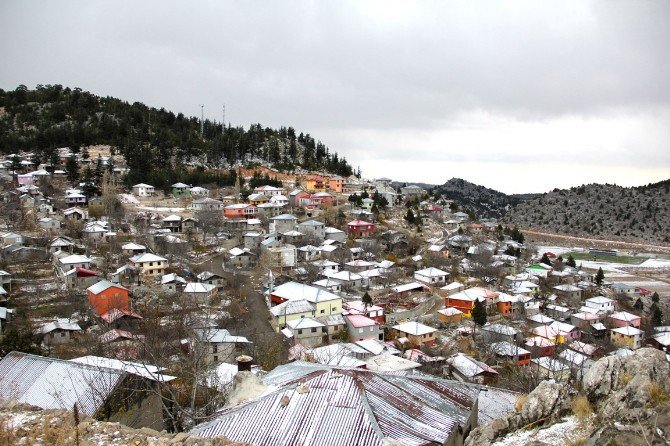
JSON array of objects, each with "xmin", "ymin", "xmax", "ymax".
[{"xmin": 236, "ymin": 355, "xmax": 253, "ymax": 372}]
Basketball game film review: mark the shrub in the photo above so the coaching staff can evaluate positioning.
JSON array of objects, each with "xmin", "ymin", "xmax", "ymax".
[
  {"xmin": 571, "ymin": 394, "xmax": 593, "ymax": 422},
  {"xmin": 647, "ymin": 382, "xmax": 670, "ymax": 407}
]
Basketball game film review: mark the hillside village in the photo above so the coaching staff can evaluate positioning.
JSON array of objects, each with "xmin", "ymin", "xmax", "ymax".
[{"xmin": 0, "ymin": 146, "xmax": 669, "ymax": 445}]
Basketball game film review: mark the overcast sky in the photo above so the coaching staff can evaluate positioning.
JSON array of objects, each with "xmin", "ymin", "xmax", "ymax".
[{"xmin": 1, "ymin": 1, "xmax": 669, "ymax": 193}]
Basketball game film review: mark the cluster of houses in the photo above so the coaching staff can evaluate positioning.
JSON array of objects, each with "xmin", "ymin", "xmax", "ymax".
[{"xmin": 1, "ymin": 149, "xmax": 668, "ymax": 445}]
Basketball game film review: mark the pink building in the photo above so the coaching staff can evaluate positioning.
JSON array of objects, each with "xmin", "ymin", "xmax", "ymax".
[
  {"xmin": 344, "ymin": 314, "xmax": 384, "ymax": 342},
  {"xmin": 608, "ymin": 311, "xmax": 641, "ymax": 328}
]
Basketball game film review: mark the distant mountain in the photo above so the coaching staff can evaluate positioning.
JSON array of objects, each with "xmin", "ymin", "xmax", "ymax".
[
  {"xmin": 503, "ymin": 180, "xmax": 670, "ymax": 244},
  {"xmin": 434, "ymin": 178, "xmax": 523, "ymax": 219},
  {"xmin": 0, "ymin": 84, "xmax": 355, "ymax": 187}
]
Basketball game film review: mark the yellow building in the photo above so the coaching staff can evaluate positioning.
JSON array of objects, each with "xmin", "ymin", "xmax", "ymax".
[
  {"xmin": 610, "ymin": 326, "xmax": 643, "ymax": 349},
  {"xmin": 129, "ymin": 253, "xmax": 168, "ymax": 276}
]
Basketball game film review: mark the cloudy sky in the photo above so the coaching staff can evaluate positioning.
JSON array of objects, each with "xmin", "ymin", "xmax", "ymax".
[{"xmin": 1, "ymin": 1, "xmax": 669, "ymax": 193}]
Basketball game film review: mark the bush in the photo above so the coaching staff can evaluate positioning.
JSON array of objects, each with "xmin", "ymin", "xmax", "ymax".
[
  {"xmin": 571, "ymin": 394, "xmax": 593, "ymax": 422},
  {"xmin": 647, "ymin": 382, "xmax": 670, "ymax": 407}
]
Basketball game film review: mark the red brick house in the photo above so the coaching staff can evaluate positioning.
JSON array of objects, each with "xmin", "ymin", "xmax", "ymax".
[{"xmin": 347, "ymin": 220, "xmax": 375, "ymax": 238}]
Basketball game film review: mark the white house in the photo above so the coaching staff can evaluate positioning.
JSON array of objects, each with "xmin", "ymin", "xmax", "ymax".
[
  {"xmin": 414, "ymin": 267, "xmax": 448, "ymax": 286},
  {"xmin": 132, "ymin": 183, "xmax": 155, "ymax": 197}
]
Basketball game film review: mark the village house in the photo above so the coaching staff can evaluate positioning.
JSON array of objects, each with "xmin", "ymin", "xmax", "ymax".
[
  {"xmin": 392, "ymin": 321, "xmax": 437, "ymax": 346},
  {"xmin": 224, "ymin": 203, "xmax": 258, "ymax": 219},
  {"xmin": 38, "ymin": 320, "xmax": 81, "ymax": 346},
  {"xmin": 297, "ymin": 220, "xmax": 326, "ymax": 240},
  {"xmin": 269, "ymin": 281, "xmax": 342, "ymax": 317},
  {"xmin": 437, "ymin": 307, "xmax": 463, "ymax": 324},
  {"xmin": 131, "ymin": 183, "xmax": 155, "ymax": 197},
  {"xmin": 226, "ymin": 247, "xmax": 257, "ymax": 269},
  {"xmin": 285, "ymin": 317, "xmax": 327, "ymax": 348},
  {"xmin": 610, "ymin": 326, "xmax": 643, "ymax": 349},
  {"xmin": 161, "ymin": 273, "xmax": 187, "ymax": 292},
  {"xmin": 190, "ymin": 362, "xmax": 484, "ymax": 446},
  {"xmin": 57, "ymin": 254, "xmax": 93, "ymax": 272},
  {"xmin": 490, "ymin": 341, "xmax": 532, "ymax": 366},
  {"xmin": 344, "ymin": 314, "xmax": 384, "ymax": 342},
  {"xmin": 553, "ymin": 284, "xmax": 583, "ymax": 300},
  {"xmin": 480, "ymin": 323, "xmax": 521, "ymax": 344},
  {"xmin": 584, "ymin": 296, "xmax": 615, "ymax": 314},
  {"xmin": 342, "ymin": 300, "xmax": 385, "ymax": 324},
  {"xmin": 268, "ymin": 213, "xmax": 296, "ymax": 233},
  {"xmin": 190, "ymin": 197, "xmax": 225, "ymax": 211},
  {"xmin": 189, "ymin": 186, "xmax": 209, "ymax": 196},
  {"xmin": 121, "ymin": 242, "xmax": 147, "ymax": 255},
  {"xmin": 171, "ymin": 182, "xmax": 190, "ymax": 197},
  {"xmin": 87, "ymin": 280, "xmax": 130, "ymax": 316},
  {"xmin": 193, "ymin": 328, "xmax": 251, "ymax": 364},
  {"xmin": 184, "ymin": 282, "xmax": 217, "ymax": 304},
  {"xmin": 254, "ymin": 185, "xmax": 285, "ymax": 196},
  {"xmin": 413, "ymin": 267, "xmax": 448, "ymax": 286},
  {"xmin": 270, "ymin": 299, "xmax": 316, "ymax": 330},
  {"xmin": 445, "ymin": 353, "xmax": 498, "ymax": 385},
  {"xmin": 347, "ymin": 219, "xmax": 375, "ymax": 238},
  {"xmin": 129, "ymin": 252, "xmax": 168, "ymax": 277},
  {"xmin": 608, "ymin": 311, "xmax": 642, "ymax": 328}
]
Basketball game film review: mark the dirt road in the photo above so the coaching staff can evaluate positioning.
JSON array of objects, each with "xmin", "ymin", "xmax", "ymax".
[{"xmin": 522, "ymin": 228, "xmax": 670, "ymax": 254}]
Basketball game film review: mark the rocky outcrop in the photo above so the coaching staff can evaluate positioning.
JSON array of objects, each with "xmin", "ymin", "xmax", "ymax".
[
  {"xmin": 465, "ymin": 348, "xmax": 670, "ymax": 446},
  {"xmin": 583, "ymin": 347, "xmax": 670, "ymax": 419},
  {"xmin": 465, "ymin": 380, "xmax": 572, "ymax": 446},
  {"xmin": 0, "ymin": 405, "xmax": 250, "ymax": 446}
]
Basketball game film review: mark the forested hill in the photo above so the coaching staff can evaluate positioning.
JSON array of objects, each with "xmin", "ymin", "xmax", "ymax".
[
  {"xmin": 0, "ymin": 84, "xmax": 355, "ymax": 183},
  {"xmin": 434, "ymin": 178, "xmax": 523, "ymax": 219},
  {"xmin": 503, "ymin": 180, "xmax": 670, "ymax": 244}
]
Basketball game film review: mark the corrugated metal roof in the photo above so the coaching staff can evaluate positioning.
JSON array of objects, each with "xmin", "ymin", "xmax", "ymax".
[
  {"xmin": 192, "ymin": 365, "xmax": 480, "ymax": 446},
  {"xmin": 0, "ymin": 352, "xmax": 124, "ymax": 417}
]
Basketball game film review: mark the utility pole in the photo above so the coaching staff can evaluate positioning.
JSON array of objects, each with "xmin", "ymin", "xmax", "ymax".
[{"xmin": 199, "ymin": 104, "xmax": 204, "ymax": 138}]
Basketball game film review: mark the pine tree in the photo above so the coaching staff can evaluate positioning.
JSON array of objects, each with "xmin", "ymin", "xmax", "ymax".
[
  {"xmin": 595, "ymin": 267, "xmax": 605, "ymax": 286},
  {"xmin": 472, "ymin": 298, "xmax": 487, "ymax": 327},
  {"xmin": 651, "ymin": 302, "xmax": 663, "ymax": 326},
  {"xmin": 362, "ymin": 291, "xmax": 372, "ymax": 312},
  {"xmin": 65, "ymin": 156, "xmax": 79, "ymax": 184},
  {"xmin": 405, "ymin": 209, "xmax": 415, "ymax": 224},
  {"xmin": 566, "ymin": 255, "xmax": 577, "ymax": 268},
  {"xmin": 540, "ymin": 253, "xmax": 552, "ymax": 265}
]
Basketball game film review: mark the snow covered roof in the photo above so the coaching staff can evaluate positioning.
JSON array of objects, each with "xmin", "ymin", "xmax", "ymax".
[
  {"xmin": 392, "ymin": 321, "xmax": 436, "ymax": 336},
  {"xmin": 271, "ymin": 281, "xmax": 341, "ymax": 303},
  {"xmin": 59, "ymin": 254, "xmax": 92, "ymax": 264},
  {"xmin": 0, "ymin": 351, "xmax": 125, "ymax": 417},
  {"xmin": 130, "ymin": 253, "xmax": 168, "ymax": 263},
  {"xmin": 70, "ymin": 356, "xmax": 175, "ymax": 382},
  {"xmin": 447, "ymin": 353, "xmax": 498, "ymax": 377},
  {"xmin": 86, "ymin": 280, "xmax": 127, "ymax": 295},
  {"xmin": 184, "ymin": 282, "xmax": 216, "ymax": 294}
]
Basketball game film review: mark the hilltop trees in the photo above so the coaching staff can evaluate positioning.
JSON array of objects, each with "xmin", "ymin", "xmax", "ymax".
[{"xmin": 0, "ymin": 85, "xmax": 355, "ymax": 180}]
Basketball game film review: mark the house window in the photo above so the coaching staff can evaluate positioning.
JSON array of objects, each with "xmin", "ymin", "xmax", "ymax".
[
  {"xmin": 213, "ymin": 345, "xmax": 218, "ymax": 353},
  {"xmin": 333, "ymin": 326, "xmax": 338, "ymax": 331},
  {"xmin": 320, "ymin": 309, "xmax": 325, "ymax": 314},
  {"xmin": 311, "ymin": 328, "xmax": 317, "ymax": 333},
  {"xmin": 213, "ymin": 356, "xmax": 218, "ymax": 362},
  {"xmin": 298, "ymin": 329, "xmax": 303, "ymax": 335},
  {"xmin": 61, "ymin": 332, "xmax": 66, "ymax": 337}
]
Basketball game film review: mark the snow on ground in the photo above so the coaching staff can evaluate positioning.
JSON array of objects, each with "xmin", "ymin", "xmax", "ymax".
[
  {"xmin": 136, "ymin": 205, "xmax": 186, "ymax": 212},
  {"xmin": 638, "ymin": 258, "xmax": 670, "ymax": 268},
  {"xmin": 492, "ymin": 416, "xmax": 591, "ymax": 446},
  {"xmin": 536, "ymin": 246, "xmax": 575, "ymax": 256},
  {"xmin": 118, "ymin": 193, "xmax": 139, "ymax": 204},
  {"xmin": 575, "ymin": 260, "xmax": 628, "ymax": 273}
]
